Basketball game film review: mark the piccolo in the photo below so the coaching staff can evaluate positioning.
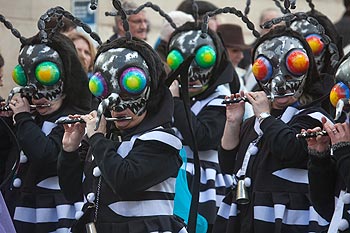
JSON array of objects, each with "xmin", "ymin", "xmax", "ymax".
[
  {"xmin": 222, "ymin": 96, "xmax": 252, "ymax": 104},
  {"xmin": 221, "ymin": 93, "xmax": 295, "ymax": 104},
  {"xmin": 296, "ymin": 130, "xmax": 328, "ymax": 138},
  {"xmin": 30, "ymin": 104, "xmax": 51, "ymax": 108},
  {"xmin": 0, "ymin": 104, "xmax": 51, "ymax": 111},
  {"xmin": 55, "ymin": 116, "xmax": 132, "ymax": 124}
]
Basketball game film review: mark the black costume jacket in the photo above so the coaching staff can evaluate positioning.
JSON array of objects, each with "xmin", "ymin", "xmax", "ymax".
[
  {"xmin": 214, "ymin": 103, "xmax": 332, "ymax": 233},
  {"xmin": 58, "ymin": 90, "xmax": 187, "ymax": 233},
  {"xmin": 309, "ymin": 141, "xmax": 350, "ymax": 233},
  {"xmin": 3, "ymin": 102, "xmax": 87, "ymax": 233}
]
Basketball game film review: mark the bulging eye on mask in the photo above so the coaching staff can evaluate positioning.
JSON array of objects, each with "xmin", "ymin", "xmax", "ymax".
[
  {"xmin": 166, "ymin": 45, "xmax": 216, "ymax": 73},
  {"xmin": 89, "ymin": 72, "xmax": 108, "ymax": 98},
  {"xmin": 252, "ymin": 56, "xmax": 273, "ymax": 82},
  {"xmin": 195, "ymin": 45, "xmax": 216, "ymax": 69},
  {"xmin": 13, "ymin": 62, "xmax": 61, "ymax": 86},
  {"xmin": 167, "ymin": 50, "xmax": 184, "ymax": 70},
  {"xmin": 89, "ymin": 67, "xmax": 147, "ymax": 98},
  {"xmin": 253, "ymin": 50, "xmax": 309, "ymax": 82},
  {"xmin": 285, "ymin": 50, "xmax": 309, "ymax": 76},
  {"xmin": 306, "ymin": 34, "xmax": 325, "ymax": 56},
  {"xmin": 330, "ymin": 82, "xmax": 350, "ymax": 107}
]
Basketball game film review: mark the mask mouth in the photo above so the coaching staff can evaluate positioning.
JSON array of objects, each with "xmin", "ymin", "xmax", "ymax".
[
  {"xmin": 268, "ymin": 76, "xmax": 304, "ymax": 99},
  {"xmin": 273, "ymin": 86, "xmax": 295, "ymax": 96},
  {"xmin": 188, "ymin": 67, "xmax": 212, "ymax": 87},
  {"xmin": 115, "ymin": 97, "xmax": 148, "ymax": 115},
  {"xmin": 110, "ymin": 108, "xmax": 134, "ymax": 120},
  {"xmin": 272, "ymin": 92, "xmax": 295, "ymax": 98},
  {"xmin": 32, "ymin": 82, "xmax": 64, "ymax": 101},
  {"xmin": 31, "ymin": 98, "xmax": 51, "ymax": 106},
  {"xmin": 32, "ymin": 104, "xmax": 51, "ymax": 109},
  {"xmin": 188, "ymin": 82, "xmax": 203, "ymax": 89}
]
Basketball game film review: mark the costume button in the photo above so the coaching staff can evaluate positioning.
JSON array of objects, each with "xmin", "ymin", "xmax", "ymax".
[
  {"xmin": 93, "ymin": 167, "xmax": 101, "ymax": 177},
  {"xmin": 87, "ymin": 192, "xmax": 96, "ymax": 203},
  {"xmin": 13, "ymin": 178, "xmax": 22, "ymax": 188},
  {"xmin": 338, "ymin": 219, "xmax": 349, "ymax": 231},
  {"xmin": 244, "ymin": 177, "xmax": 251, "ymax": 187},
  {"xmin": 343, "ymin": 193, "xmax": 350, "ymax": 204},
  {"xmin": 248, "ymin": 146, "xmax": 258, "ymax": 155},
  {"xmin": 20, "ymin": 151, "xmax": 28, "ymax": 164}
]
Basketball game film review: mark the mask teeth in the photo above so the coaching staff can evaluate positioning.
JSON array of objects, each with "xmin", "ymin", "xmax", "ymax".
[{"xmin": 95, "ymin": 93, "xmax": 120, "ymax": 130}]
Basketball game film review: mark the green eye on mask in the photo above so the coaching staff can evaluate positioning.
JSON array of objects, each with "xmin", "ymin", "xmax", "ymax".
[
  {"xmin": 12, "ymin": 65, "xmax": 27, "ymax": 86},
  {"xmin": 195, "ymin": 45, "xmax": 216, "ymax": 68},
  {"xmin": 35, "ymin": 61, "xmax": 61, "ymax": 85},
  {"xmin": 167, "ymin": 50, "xmax": 184, "ymax": 70}
]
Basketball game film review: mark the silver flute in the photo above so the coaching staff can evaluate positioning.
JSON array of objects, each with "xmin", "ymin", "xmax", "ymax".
[
  {"xmin": 55, "ymin": 116, "xmax": 132, "ymax": 124},
  {"xmin": 0, "ymin": 104, "xmax": 51, "ymax": 111},
  {"xmin": 221, "ymin": 93, "xmax": 295, "ymax": 104},
  {"xmin": 296, "ymin": 130, "xmax": 328, "ymax": 138}
]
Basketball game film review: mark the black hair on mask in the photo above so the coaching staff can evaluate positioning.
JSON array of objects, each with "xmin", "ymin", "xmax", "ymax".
[
  {"xmin": 96, "ymin": 37, "xmax": 167, "ymax": 114},
  {"xmin": 22, "ymin": 33, "xmax": 92, "ymax": 112}
]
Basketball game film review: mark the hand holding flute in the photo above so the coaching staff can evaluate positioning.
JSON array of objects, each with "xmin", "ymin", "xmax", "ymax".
[
  {"xmin": 6, "ymin": 96, "xmax": 32, "ymax": 115},
  {"xmin": 55, "ymin": 116, "xmax": 132, "ymax": 124},
  {"xmin": 61, "ymin": 114, "xmax": 88, "ymax": 152},
  {"xmin": 62, "ymin": 111, "xmax": 107, "ymax": 152},
  {"xmin": 301, "ymin": 116, "xmax": 350, "ymax": 156}
]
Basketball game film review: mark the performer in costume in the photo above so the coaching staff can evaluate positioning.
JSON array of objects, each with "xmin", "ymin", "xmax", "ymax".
[
  {"xmin": 0, "ymin": 7, "xmax": 97, "ymax": 233},
  {"xmin": 305, "ymin": 52, "xmax": 350, "ymax": 232},
  {"xmin": 287, "ymin": 0, "xmax": 343, "ymax": 114},
  {"xmin": 57, "ymin": 1, "xmax": 187, "ymax": 232},
  {"xmin": 166, "ymin": 4, "xmax": 260, "ymax": 230},
  {"xmin": 213, "ymin": 24, "xmax": 333, "ymax": 233},
  {"xmin": 289, "ymin": 6, "xmax": 343, "ymax": 75}
]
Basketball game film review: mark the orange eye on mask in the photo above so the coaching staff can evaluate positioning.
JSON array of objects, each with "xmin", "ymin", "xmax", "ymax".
[
  {"xmin": 285, "ymin": 50, "xmax": 309, "ymax": 76},
  {"xmin": 306, "ymin": 34, "xmax": 325, "ymax": 56},
  {"xmin": 252, "ymin": 56, "xmax": 273, "ymax": 82},
  {"xmin": 330, "ymin": 82, "xmax": 350, "ymax": 107}
]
